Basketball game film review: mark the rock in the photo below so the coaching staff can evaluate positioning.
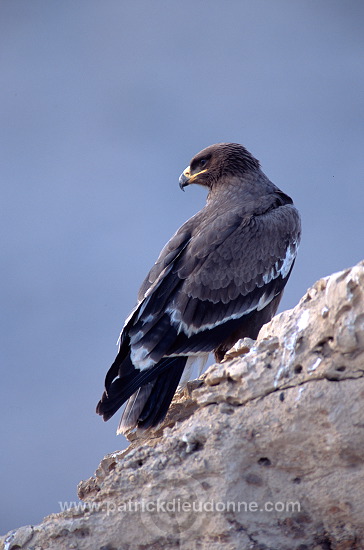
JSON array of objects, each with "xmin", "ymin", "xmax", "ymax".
[{"xmin": 2, "ymin": 261, "xmax": 364, "ymax": 550}]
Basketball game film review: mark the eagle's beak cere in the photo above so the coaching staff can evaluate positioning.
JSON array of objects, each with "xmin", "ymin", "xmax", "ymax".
[{"xmin": 179, "ymin": 166, "xmax": 207, "ymax": 191}]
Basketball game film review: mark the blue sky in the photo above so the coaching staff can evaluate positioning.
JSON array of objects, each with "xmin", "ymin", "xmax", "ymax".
[{"xmin": 1, "ymin": 0, "xmax": 363, "ymax": 534}]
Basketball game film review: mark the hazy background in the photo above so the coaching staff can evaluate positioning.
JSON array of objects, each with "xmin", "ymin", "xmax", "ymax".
[{"xmin": 1, "ymin": 0, "xmax": 363, "ymax": 534}]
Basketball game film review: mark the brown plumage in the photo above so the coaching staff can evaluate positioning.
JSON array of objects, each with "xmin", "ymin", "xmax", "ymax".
[{"xmin": 96, "ymin": 143, "xmax": 301, "ymax": 433}]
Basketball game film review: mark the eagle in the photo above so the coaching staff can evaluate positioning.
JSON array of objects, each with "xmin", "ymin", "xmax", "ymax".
[{"xmin": 96, "ymin": 143, "xmax": 301, "ymax": 434}]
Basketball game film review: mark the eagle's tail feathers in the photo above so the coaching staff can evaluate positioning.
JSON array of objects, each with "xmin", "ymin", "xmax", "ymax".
[
  {"xmin": 116, "ymin": 382, "xmax": 155, "ymax": 434},
  {"xmin": 117, "ymin": 356, "xmax": 187, "ymax": 434}
]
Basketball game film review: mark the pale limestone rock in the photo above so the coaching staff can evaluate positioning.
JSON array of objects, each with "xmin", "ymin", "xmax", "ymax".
[{"xmin": 2, "ymin": 261, "xmax": 364, "ymax": 550}]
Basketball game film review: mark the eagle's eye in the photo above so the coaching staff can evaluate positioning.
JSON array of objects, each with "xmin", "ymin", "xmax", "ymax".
[{"xmin": 190, "ymin": 155, "xmax": 210, "ymax": 174}]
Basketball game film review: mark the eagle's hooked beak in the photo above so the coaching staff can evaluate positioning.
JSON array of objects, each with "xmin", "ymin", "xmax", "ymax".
[
  {"xmin": 179, "ymin": 166, "xmax": 190, "ymax": 191},
  {"xmin": 179, "ymin": 166, "xmax": 208, "ymax": 191}
]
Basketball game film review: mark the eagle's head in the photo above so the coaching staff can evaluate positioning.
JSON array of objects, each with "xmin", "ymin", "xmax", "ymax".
[{"xmin": 179, "ymin": 142, "xmax": 260, "ymax": 191}]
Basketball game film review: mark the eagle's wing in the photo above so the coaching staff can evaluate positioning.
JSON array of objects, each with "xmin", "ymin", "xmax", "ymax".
[
  {"xmin": 97, "ymin": 197, "xmax": 300, "ymax": 428},
  {"xmin": 127, "ymin": 199, "xmax": 301, "ymax": 365}
]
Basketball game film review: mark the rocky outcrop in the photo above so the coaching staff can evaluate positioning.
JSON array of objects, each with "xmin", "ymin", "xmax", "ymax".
[{"xmin": 2, "ymin": 261, "xmax": 364, "ymax": 550}]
